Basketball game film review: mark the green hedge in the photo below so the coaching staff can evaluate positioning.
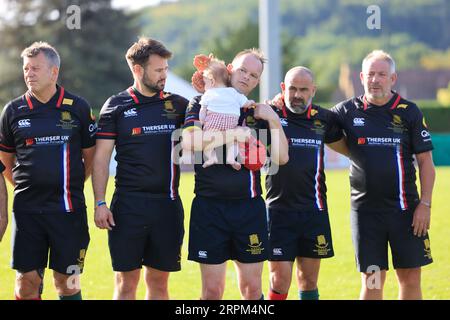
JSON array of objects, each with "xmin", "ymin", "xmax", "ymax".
[
  {"xmin": 431, "ymin": 134, "xmax": 450, "ymax": 166},
  {"xmin": 421, "ymin": 108, "xmax": 450, "ymax": 133},
  {"xmin": 416, "ymin": 100, "xmax": 449, "ymax": 109}
]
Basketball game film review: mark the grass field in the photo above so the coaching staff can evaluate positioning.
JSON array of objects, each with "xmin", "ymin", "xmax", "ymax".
[{"xmin": 1, "ymin": 168, "xmax": 449, "ymax": 300}]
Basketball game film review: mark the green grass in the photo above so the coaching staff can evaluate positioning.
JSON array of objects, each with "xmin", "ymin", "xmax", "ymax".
[{"xmin": 1, "ymin": 168, "xmax": 449, "ymax": 300}]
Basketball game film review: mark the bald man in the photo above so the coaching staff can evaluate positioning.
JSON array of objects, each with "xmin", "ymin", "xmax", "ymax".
[
  {"xmin": 182, "ymin": 49, "xmax": 289, "ymax": 300},
  {"xmin": 266, "ymin": 67, "xmax": 348, "ymax": 300}
]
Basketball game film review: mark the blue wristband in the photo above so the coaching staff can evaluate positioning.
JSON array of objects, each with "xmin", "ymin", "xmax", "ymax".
[{"xmin": 96, "ymin": 200, "xmax": 107, "ymax": 207}]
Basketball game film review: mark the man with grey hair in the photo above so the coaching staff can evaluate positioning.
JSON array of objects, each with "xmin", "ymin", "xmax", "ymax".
[
  {"xmin": 332, "ymin": 50, "xmax": 435, "ymax": 299},
  {"xmin": 0, "ymin": 41, "xmax": 96, "ymax": 300},
  {"xmin": 265, "ymin": 66, "xmax": 348, "ymax": 300},
  {"xmin": 362, "ymin": 49, "xmax": 396, "ymax": 75}
]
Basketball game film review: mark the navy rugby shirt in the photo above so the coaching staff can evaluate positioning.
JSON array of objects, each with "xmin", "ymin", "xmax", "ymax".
[
  {"xmin": 183, "ymin": 95, "xmax": 269, "ymax": 199},
  {"xmin": 97, "ymin": 87, "xmax": 188, "ymax": 198},
  {"xmin": 266, "ymin": 104, "xmax": 342, "ymax": 212},
  {"xmin": 331, "ymin": 92, "xmax": 433, "ymax": 211},
  {"xmin": 0, "ymin": 85, "xmax": 96, "ymax": 213}
]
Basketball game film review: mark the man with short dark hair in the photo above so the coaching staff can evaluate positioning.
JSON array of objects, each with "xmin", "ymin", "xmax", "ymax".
[
  {"xmin": 332, "ymin": 50, "xmax": 435, "ymax": 300},
  {"xmin": 92, "ymin": 37, "xmax": 189, "ymax": 300},
  {"xmin": 0, "ymin": 41, "xmax": 96, "ymax": 300}
]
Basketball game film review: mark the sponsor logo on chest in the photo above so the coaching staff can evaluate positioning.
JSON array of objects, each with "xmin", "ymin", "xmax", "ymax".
[
  {"xmin": 357, "ymin": 136, "xmax": 401, "ymax": 146},
  {"xmin": 353, "ymin": 117, "xmax": 365, "ymax": 127},
  {"xmin": 124, "ymin": 108, "xmax": 138, "ymax": 118},
  {"xmin": 18, "ymin": 119, "xmax": 31, "ymax": 128},
  {"xmin": 290, "ymin": 137, "xmax": 322, "ymax": 148},
  {"xmin": 130, "ymin": 124, "xmax": 177, "ymax": 136},
  {"xmin": 26, "ymin": 135, "xmax": 70, "ymax": 146}
]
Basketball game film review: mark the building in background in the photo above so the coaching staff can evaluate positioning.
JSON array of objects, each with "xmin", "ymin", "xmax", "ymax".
[{"xmin": 334, "ymin": 63, "xmax": 450, "ymax": 102}]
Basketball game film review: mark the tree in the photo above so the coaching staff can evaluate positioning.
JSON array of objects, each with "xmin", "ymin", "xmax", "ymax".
[
  {"xmin": 421, "ymin": 49, "xmax": 450, "ymax": 70},
  {"xmin": 0, "ymin": 0, "xmax": 138, "ymax": 111},
  {"xmin": 133, "ymin": 0, "xmax": 450, "ymax": 103}
]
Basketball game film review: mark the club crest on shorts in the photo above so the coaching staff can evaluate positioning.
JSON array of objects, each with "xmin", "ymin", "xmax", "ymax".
[
  {"xmin": 77, "ymin": 249, "xmax": 86, "ymax": 271},
  {"xmin": 423, "ymin": 239, "xmax": 432, "ymax": 259},
  {"xmin": 313, "ymin": 235, "xmax": 330, "ymax": 256},
  {"xmin": 246, "ymin": 234, "xmax": 264, "ymax": 255}
]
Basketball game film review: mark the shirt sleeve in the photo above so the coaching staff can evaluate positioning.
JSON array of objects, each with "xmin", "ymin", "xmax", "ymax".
[
  {"xmin": 409, "ymin": 104, "xmax": 434, "ymax": 154},
  {"xmin": 78, "ymin": 98, "xmax": 97, "ymax": 148},
  {"xmin": 324, "ymin": 110, "xmax": 344, "ymax": 144},
  {"xmin": 243, "ymin": 108, "xmax": 270, "ymax": 147},
  {"xmin": 183, "ymin": 95, "xmax": 203, "ymax": 132},
  {"xmin": 0, "ymin": 160, "xmax": 5, "ymax": 173},
  {"xmin": 96, "ymin": 97, "xmax": 118, "ymax": 140},
  {"xmin": 330, "ymin": 101, "xmax": 346, "ymax": 129},
  {"xmin": 258, "ymin": 119, "xmax": 271, "ymax": 148},
  {"xmin": 0, "ymin": 103, "xmax": 16, "ymax": 153}
]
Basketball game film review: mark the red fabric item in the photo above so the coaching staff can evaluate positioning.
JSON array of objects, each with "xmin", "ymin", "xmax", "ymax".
[
  {"xmin": 268, "ymin": 289, "xmax": 288, "ymax": 300},
  {"xmin": 238, "ymin": 135, "xmax": 267, "ymax": 171}
]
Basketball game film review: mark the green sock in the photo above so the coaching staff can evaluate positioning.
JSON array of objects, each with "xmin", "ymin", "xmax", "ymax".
[
  {"xmin": 59, "ymin": 291, "xmax": 82, "ymax": 300},
  {"xmin": 299, "ymin": 289, "xmax": 319, "ymax": 300}
]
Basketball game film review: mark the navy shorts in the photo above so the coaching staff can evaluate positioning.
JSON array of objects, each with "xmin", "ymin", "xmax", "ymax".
[
  {"xmin": 351, "ymin": 206, "xmax": 433, "ymax": 272},
  {"xmin": 268, "ymin": 208, "xmax": 334, "ymax": 261},
  {"xmin": 12, "ymin": 210, "xmax": 90, "ymax": 275},
  {"xmin": 109, "ymin": 192, "xmax": 184, "ymax": 272},
  {"xmin": 188, "ymin": 195, "xmax": 268, "ymax": 264}
]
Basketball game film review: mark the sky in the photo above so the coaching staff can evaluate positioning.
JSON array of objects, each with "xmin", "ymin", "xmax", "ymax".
[
  {"xmin": 0, "ymin": 0, "xmax": 176, "ymax": 16},
  {"xmin": 111, "ymin": 0, "xmax": 177, "ymax": 11},
  {"xmin": 0, "ymin": 0, "xmax": 178, "ymax": 24}
]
